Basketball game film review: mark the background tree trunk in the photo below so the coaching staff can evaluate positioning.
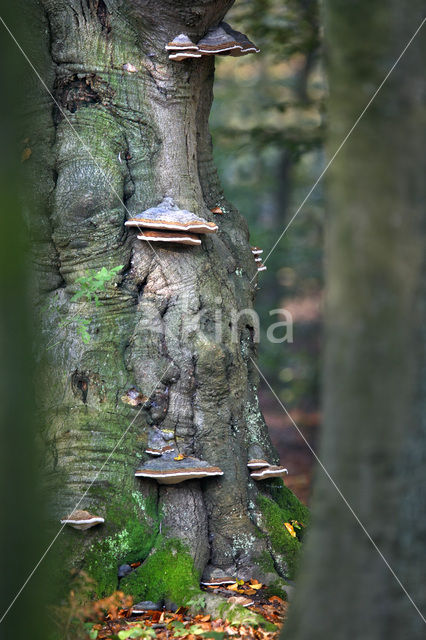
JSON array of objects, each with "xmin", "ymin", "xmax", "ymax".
[
  {"xmin": 283, "ymin": 1, "xmax": 426, "ymax": 638},
  {"xmin": 26, "ymin": 0, "xmax": 308, "ymax": 611}
]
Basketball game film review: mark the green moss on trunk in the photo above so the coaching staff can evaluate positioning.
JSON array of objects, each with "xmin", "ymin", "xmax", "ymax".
[
  {"xmin": 120, "ymin": 538, "xmax": 201, "ymax": 605},
  {"xmin": 86, "ymin": 491, "xmax": 160, "ymax": 597},
  {"xmin": 257, "ymin": 483, "xmax": 309, "ymax": 579}
]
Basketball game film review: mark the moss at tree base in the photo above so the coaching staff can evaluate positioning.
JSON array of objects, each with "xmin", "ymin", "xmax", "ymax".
[
  {"xmin": 86, "ymin": 490, "xmax": 160, "ymax": 597},
  {"xmin": 120, "ymin": 537, "xmax": 202, "ymax": 605}
]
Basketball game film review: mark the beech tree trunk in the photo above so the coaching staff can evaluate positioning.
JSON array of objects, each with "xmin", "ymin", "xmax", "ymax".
[
  {"xmin": 25, "ymin": 0, "xmax": 308, "ymax": 613},
  {"xmin": 283, "ymin": 1, "xmax": 426, "ymax": 639}
]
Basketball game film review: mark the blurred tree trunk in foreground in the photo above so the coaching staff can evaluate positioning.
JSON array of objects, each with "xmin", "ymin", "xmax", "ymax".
[
  {"xmin": 283, "ymin": 1, "xmax": 426, "ymax": 639},
  {"xmin": 0, "ymin": 3, "xmax": 49, "ymax": 638}
]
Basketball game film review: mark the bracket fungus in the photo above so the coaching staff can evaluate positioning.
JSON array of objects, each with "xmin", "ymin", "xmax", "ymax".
[
  {"xmin": 196, "ymin": 24, "xmax": 241, "ymax": 55},
  {"xmin": 145, "ymin": 445, "xmax": 175, "ymax": 457},
  {"xmin": 247, "ymin": 459, "xmax": 270, "ymax": 469},
  {"xmin": 137, "ymin": 230, "xmax": 202, "ymax": 246},
  {"xmin": 221, "ymin": 22, "xmax": 260, "ymax": 56},
  {"xmin": 165, "ymin": 34, "xmax": 201, "ymax": 61},
  {"xmin": 200, "ymin": 576, "xmax": 238, "ymax": 586},
  {"xmin": 145, "ymin": 448, "xmax": 162, "ymax": 457},
  {"xmin": 250, "ymin": 465, "xmax": 288, "ymax": 481},
  {"xmin": 60, "ymin": 510, "xmax": 105, "ymax": 531},
  {"xmin": 169, "ymin": 51, "xmax": 202, "ymax": 61},
  {"xmin": 135, "ymin": 455, "xmax": 223, "ymax": 485},
  {"xmin": 125, "ymin": 197, "xmax": 218, "ymax": 234},
  {"xmin": 251, "ymin": 246, "xmax": 263, "ymax": 256},
  {"xmin": 166, "ymin": 24, "xmax": 259, "ymax": 62},
  {"xmin": 165, "ymin": 33, "xmax": 199, "ymax": 52},
  {"xmin": 257, "ymin": 263, "xmax": 267, "ymax": 272}
]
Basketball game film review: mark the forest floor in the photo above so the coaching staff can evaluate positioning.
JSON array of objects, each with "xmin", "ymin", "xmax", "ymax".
[{"xmin": 80, "ymin": 579, "xmax": 288, "ymax": 640}]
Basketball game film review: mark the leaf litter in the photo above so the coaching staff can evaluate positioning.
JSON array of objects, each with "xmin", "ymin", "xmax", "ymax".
[{"xmin": 81, "ymin": 578, "xmax": 288, "ymax": 640}]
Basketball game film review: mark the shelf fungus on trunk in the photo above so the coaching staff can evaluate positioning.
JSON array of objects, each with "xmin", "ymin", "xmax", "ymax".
[
  {"xmin": 137, "ymin": 230, "xmax": 202, "ymax": 246},
  {"xmin": 125, "ymin": 197, "xmax": 218, "ymax": 234},
  {"xmin": 165, "ymin": 34, "xmax": 201, "ymax": 60},
  {"xmin": 257, "ymin": 263, "xmax": 267, "ymax": 272},
  {"xmin": 135, "ymin": 454, "xmax": 224, "ymax": 485},
  {"xmin": 247, "ymin": 459, "xmax": 270, "ymax": 469},
  {"xmin": 251, "ymin": 246, "xmax": 264, "ymax": 256},
  {"xmin": 196, "ymin": 24, "xmax": 241, "ymax": 55},
  {"xmin": 250, "ymin": 465, "xmax": 289, "ymax": 481},
  {"xmin": 166, "ymin": 24, "xmax": 259, "ymax": 62},
  {"xmin": 60, "ymin": 510, "xmax": 105, "ymax": 531},
  {"xmin": 221, "ymin": 23, "xmax": 260, "ymax": 56},
  {"xmin": 145, "ymin": 445, "xmax": 175, "ymax": 457}
]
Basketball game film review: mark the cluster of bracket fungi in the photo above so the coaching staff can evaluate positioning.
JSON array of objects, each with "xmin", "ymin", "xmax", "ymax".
[
  {"xmin": 60, "ymin": 442, "xmax": 288, "ymax": 530},
  {"xmin": 166, "ymin": 22, "xmax": 260, "ymax": 61},
  {"xmin": 123, "ymin": 195, "xmax": 267, "ymax": 273},
  {"xmin": 60, "ymin": 24, "xmax": 273, "ymax": 532}
]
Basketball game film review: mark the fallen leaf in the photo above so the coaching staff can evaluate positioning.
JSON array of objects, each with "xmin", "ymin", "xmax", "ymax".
[
  {"xmin": 174, "ymin": 454, "xmax": 186, "ymax": 461},
  {"xmin": 21, "ymin": 147, "xmax": 32, "ymax": 162},
  {"xmin": 284, "ymin": 522, "xmax": 296, "ymax": 537}
]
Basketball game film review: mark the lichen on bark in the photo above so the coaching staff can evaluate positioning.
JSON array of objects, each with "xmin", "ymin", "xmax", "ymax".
[{"xmin": 25, "ymin": 0, "xmax": 309, "ymax": 610}]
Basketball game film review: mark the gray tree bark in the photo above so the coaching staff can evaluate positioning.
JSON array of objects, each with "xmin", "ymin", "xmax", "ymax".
[
  {"xmin": 283, "ymin": 1, "xmax": 426, "ymax": 638},
  {"xmin": 24, "ymin": 0, "xmax": 308, "ymax": 613}
]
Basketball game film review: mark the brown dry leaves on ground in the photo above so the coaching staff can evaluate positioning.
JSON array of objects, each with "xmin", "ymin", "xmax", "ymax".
[{"xmin": 81, "ymin": 579, "xmax": 288, "ymax": 640}]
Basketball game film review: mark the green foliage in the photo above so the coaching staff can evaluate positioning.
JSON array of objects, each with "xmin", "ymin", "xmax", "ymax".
[
  {"xmin": 186, "ymin": 593, "xmax": 206, "ymax": 610},
  {"xmin": 170, "ymin": 621, "xmax": 206, "ymax": 637},
  {"xmin": 48, "ymin": 265, "xmax": 123, "ymax": 348},
  {"xmin": 218, "ymin": 602, "xmax": 276, "ymax": 631},
  {"xmin": 75, "ymin": 317, "xmax": 91, "ymax": 344},
  {"xmin": 120, "ymin": 538, "xmax": 201, "ymax": 606},
  {"xmin": 71, "ymin": 265, "xmax": 123, "ymax": 306},
  {"xmin": 83, "ymin": 623, "xmax": 99, "ymax": 639}
]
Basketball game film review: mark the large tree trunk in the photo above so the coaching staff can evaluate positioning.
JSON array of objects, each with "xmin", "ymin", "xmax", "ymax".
[
  {"xmin": 283, "ymin": 1, "xmax": 426, "ymax": 638},
  {"xmin": 26, "ymin": 0, "xmax": 307, "ymax": 611}
]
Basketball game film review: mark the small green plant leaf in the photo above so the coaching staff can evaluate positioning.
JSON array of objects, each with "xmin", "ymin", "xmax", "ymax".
[
  {"xmin": 75, "ymin": 317, "xmax": 91, "ymax": 344},
  {"xmin": 189, "ymin": 625, "xmax": 205, "ymax": 635},
  {"xmin": 186, "ymin": 594, "xmax": 206, "ymax": 609},
  {"xmin": 83, "ymin": 623, "xmax": 99, "ymax": 639}
]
